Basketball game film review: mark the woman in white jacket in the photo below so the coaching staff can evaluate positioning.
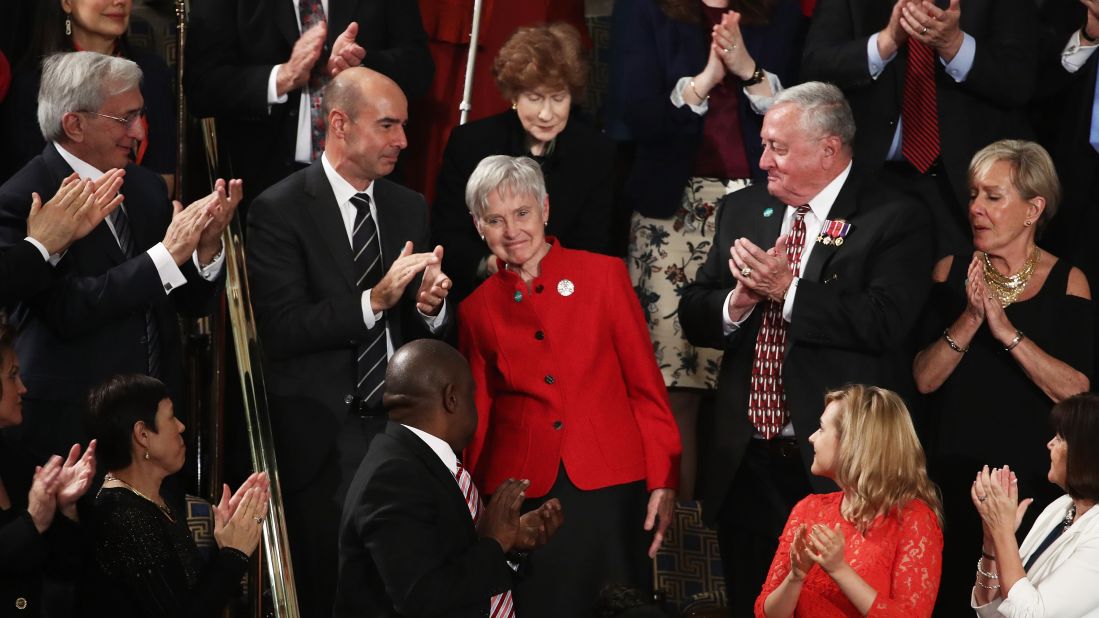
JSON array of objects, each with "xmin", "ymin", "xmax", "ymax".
[{"xmin": 971, "ymin": 392, "xmax": 1099, "ymax": 617}]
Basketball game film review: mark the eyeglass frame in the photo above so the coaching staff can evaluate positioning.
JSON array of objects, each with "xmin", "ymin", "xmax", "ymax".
[{"xmin": 82, "ymin": 107, "xmax": 146, "ymax": 130}]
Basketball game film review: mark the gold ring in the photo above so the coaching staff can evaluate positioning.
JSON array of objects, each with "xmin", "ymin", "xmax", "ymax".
[
  {"xmin": 977, "ymin": 495, "xmax": 987, "ymax": 502},
  {"xmin": 254, "ymin": 517, "xmax": 263, "ymax": 524},
  {"xmin": 740, "ymin": 267, "xmax": 752, "ymax": 278},
  {"xmin": 921, "ymin": 26, "xmax": 928, "ymax": 35}
]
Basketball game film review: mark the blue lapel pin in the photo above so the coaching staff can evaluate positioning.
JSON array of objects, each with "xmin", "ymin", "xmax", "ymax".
[{"xmin": 763, "ymin": 207, "xmax": 775, "ymax": 218}]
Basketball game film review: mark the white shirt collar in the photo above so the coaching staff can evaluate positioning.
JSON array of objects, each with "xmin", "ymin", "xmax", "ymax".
[
  {"xmin": 53, "ymin": 142, "xmax": 106, "ymax": 181},
  {"xmin": 320, "ymin": 151, "xmax": 375, "ymax": 206},
  {"xmin": 401, "ymin": 424, "xmax": 459, "ymax": 476},
  {"xmin": 802, "ymin": 160, "xmax": 853, "ymax": 222}
]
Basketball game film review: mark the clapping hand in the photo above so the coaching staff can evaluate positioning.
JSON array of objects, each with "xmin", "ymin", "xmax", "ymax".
[
  {"xmin": 730, "ymin": 235, "xmax": 795, "ymax": 302},
  {"xmin": 197, "ymin": 177, "xmax": 243, "ymax": 266},
  {"xmin": 370, "ymin": 241, "xmax": 442, "ymax": 313},
  {"xmin": 416, "ymin": 245, "xmax": 451, "ymax": 316},
  {"xmin": 806, "ymin": 523, "xmax": 847, "ymax": 575},
  {"xmin": 327, "ymin": 22, "xmax": 367, "ymax": 77},
  {"xmin": 712, "ymin": 11, "xmax": 758, "ymax": 83},
  {"xmin": 214, "ymin": 485, "xmax": 270, "ymax": 555},
  {"xmin": 900, "ymin": 0, "xmax": 963, "ymax": 60},
  {"xmin": 972, "ymin": 465, "xmax": 1032, "ymax": 538},
  {"xmin": 56, "ymin": 440, "xmax": 97, "ymax": 521},
  {"xmin": 478, "ymin": 478, "xmax": 529, "ymax": 554},
  {"xmin": 789, "ymin": 524, "xmax": 815, "ymax": 581},
  {"xmin": 27, "ymin": 455, "xmax": 64, "ymax": 534},
  {"xmin": 514, "ymin": 498, "xmax": 564, "ymax": 551},
  {"xmin": 277, "ymin": 23, "xmax": 326, "ymax": 95}
]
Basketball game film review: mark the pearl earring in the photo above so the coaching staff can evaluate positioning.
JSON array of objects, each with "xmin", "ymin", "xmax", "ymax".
[{"xmin": 144, "ymin": 450, "xmax": 150, "ymax": 461}]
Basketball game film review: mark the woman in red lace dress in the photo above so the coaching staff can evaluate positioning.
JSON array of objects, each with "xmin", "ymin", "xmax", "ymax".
[{"xmin": 755, "ymin": 385, "xmax": 944, "ymax": 617}]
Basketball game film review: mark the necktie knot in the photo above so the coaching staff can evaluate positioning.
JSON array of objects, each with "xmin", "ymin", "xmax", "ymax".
[{"xmin": 351, "ymin": 192, "xmax": 372, "ymax": 212}]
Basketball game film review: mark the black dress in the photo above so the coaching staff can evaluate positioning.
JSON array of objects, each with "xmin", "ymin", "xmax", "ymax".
[
  {"xmin": 86, "ymin": 487, "xmax": 248, "ymax": 618},
  {"xmin": 922, "ymin": 255, "xmax": 1094, "ymax": 610}
]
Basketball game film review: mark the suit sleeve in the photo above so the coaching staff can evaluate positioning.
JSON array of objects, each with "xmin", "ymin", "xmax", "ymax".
[
  {"xmin": 246, "ymin": 193, "xmax": 369, "ymax": 360},
  {"xmin": 184, "ymin": 0, "xmax": 280, "ymax": 118},
  {"xmin": 349, "ymin": 460, "xmax": 513, "ymax": 616},
  {"xmin": 952, "ymin": 0, "xmax": 1036, "ymax": 107},
  {"xmin": 800, "ymin": 0, "xmax": 883, "ymax": 89},
  {"xmin": 788, "ymin": 198, "xmax": 934, "ymax": 353},
  {"xmin": 679, "ymin": 194, "xmax": 750, "ymax": 351},
  {"xmin": 607, "ymin": 260, "xmax": 681, "ymax": 491},
  {"xmin": 0, "ymin": 241, "xmax": 51, "ymax": 307},
  {"xmin": 457, "ymin": 295, "xmax": 495, "ymax": 477},
  {"xmin": 361, "ymin": 0, "xmax": 435, "ymax": 98}
]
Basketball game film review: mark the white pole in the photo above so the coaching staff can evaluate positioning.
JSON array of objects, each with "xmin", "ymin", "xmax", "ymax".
[{"xmin": 458, "ymin": 0, "xmax": 485, "ymax": 125}]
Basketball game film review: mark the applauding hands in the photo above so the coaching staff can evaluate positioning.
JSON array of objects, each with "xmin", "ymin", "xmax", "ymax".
[{"xmin": 26, "ymin": 440, "xmax": 97, "ymax": 533}]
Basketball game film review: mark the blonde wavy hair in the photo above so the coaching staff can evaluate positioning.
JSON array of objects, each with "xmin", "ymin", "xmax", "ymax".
[{"xmin": 827, "ymin": 385, "xmax": 943, "ymax": 532}]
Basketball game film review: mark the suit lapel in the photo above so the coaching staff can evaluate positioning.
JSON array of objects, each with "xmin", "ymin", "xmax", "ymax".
[
  {"xmin": 275, "ymin": 0, "xmax": 301, "ymax": 47},
  {"xmin": 801, "ymin": 169, "xmax": 862, "ymax": 283},
  {"xmin": 751, "ymin": 193, "xmax": 785, "ymax": 249},
  {"xmin": 304, "ymin": 161, "xmax": 357, "ymax": 290},
  {"xmin": 386, "ymin": 423, "xmax": 473, "ymax": 519}
]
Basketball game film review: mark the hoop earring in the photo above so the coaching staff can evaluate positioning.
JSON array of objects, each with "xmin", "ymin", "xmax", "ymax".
[{"xmin": 65, "ymin": 13, "xmax": 72, "ymax": 36}]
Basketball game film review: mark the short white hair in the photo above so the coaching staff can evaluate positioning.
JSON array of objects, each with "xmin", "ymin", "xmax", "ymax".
[
  {"xmin": 38, "ymin": 51, "xmax": 142, "ymax": 142},
  {"xmin": 464, "ymin": 155, "xmax": 547, "ymax": 219}
]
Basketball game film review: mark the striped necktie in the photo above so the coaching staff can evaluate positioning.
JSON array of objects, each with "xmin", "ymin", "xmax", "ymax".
[
  {"xmin": 901, "ymin": 39, "xmax": 941, "ymax": 173},
  {"xmin": 455, "ymin": 463, "xmax": 516, "ymax": 618},
  {"xmin": 110, "ymin": 206, "xmax": 161, "ymax": 378},
  {"xmin": 350, "ymin": 193, "xmax": 386, "ymax": 406},
  {"xmin": 747, "ymin": 205, "xmax": 811, "ymax": 439}
]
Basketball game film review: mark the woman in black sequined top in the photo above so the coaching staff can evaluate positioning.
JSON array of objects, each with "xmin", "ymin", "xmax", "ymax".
[{"xmin": 84, "ymin": 374, "xmax": 269, "ymax": 618}]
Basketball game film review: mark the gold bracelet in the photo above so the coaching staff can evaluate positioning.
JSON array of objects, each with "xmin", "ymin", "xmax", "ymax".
[
  {"xmin": 689, "ymin": 79, "xmax": 708, "ymax": 102},
  {"xmin": 943, "ymin": 328, "xmax": 969, "ymax": 353}
]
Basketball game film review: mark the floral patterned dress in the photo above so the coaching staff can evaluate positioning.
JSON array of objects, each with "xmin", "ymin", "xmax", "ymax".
[{"xmin": 755, "ymin": 492, "xmax": 943, "ymax": 617}]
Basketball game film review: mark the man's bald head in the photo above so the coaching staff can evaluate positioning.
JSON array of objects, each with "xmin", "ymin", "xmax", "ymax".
[
  {"xmin": 384, "ymin": 340, "xmax": 477, "ymax": 451},
  {"xmin": 322, "ymin": 67, "xmax": 403, "ymax": 123}
]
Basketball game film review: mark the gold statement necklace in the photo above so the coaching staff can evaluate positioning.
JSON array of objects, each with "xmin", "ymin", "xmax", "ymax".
[
  {"xmin": 983, "ymin": 246, "xmax": 1040, "ymax": 308},
  {"xmin": 103, "ymin": 472, "xmax": 176, "ymax": 523}
]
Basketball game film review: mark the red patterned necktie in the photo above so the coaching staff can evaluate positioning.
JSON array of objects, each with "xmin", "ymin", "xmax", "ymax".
[
  {"xmin": 455, "ymin": 464, "xmax": 516, "ymax": 618},
  {"xmin": 747, "ymin": 205, "xmax": 811, "ymax": 439},
  {"xmin": 901, "ymin": 39, "xmax": 941, "ymax": 173},
  {"xmin": 298, "ymin": 0, "xmax": 329, "ymax": 160}
]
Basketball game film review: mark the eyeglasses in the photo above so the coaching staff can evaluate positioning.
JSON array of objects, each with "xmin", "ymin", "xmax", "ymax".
[{"xmin": 84, "ymin": 108, "xmax": 146, "ymax": 130}]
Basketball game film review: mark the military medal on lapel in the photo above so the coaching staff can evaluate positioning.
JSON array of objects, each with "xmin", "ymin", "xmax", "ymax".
[
  {"xmin": 816, "ymin": 219, "xmax": 852, "ymax": 246},
  {"xmin": 557, "ymin": 279, "xmax": 575, "ymax": 297}
]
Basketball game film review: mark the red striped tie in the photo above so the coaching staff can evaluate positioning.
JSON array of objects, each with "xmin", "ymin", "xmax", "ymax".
[
  {"xmin": 901, "ymin": 39, "xmax": 941, "ymax": 173},
  {"xmin": 747, "ymin": 205, "xmax": 811, "ymax": 439},
  {"xmin": 455, "ymin": 464, "xmax": 516, "ymax": 618}
]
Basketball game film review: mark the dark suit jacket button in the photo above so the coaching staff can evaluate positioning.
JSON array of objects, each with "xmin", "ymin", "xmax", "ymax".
[
  {"xmin": 15, "ymin": 597, "xmax": 27, "ymax": 610},
  {"xmin": 544, "ymin": 375, "xmax": 554, "ymax": 384},
  {"xmin": 535, "ymin": 331, "xmax": 544, "ymax": 340},
  {"xmin": 553, "ymin": 420, "xmax": 563, "ymax": 430},
  {"xmin": 139, "ymin": 336, "xmax": 147, "ymax": 344},
  {"xmin": 344, "ymin": 394, "xmax": 355, "ymax": 405},
  {"xmin": 535, "ymin": 284, "xmax": 544, "ymax": 293}
]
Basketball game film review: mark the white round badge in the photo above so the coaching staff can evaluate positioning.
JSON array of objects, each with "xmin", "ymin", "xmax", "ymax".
[{"xmin": 557, "ymin": 279, "xmax": 575, "ymax": 297}]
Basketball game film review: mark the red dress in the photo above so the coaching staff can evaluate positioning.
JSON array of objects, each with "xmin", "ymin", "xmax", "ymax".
[{"xmin": 755, "ymin": 492, "xmax": 943, "ymax": 618}]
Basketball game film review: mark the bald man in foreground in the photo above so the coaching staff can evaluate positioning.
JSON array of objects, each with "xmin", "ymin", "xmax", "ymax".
[{"xmin": 335, "ymin": 340, "xmax": 564, "ymax": 617}]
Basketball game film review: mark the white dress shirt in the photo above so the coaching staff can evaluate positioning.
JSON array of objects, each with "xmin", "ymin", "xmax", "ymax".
[
  {"xmin": 267, "ymin": 0, "xmax": 331, "ymax": 164},
  {"xmin": 403, "ymin": 424, "xmax": 459, "ymax": 476},
  {"xmin": 319, "ymin": 153, "xmax": 446, "ymax": 359}
]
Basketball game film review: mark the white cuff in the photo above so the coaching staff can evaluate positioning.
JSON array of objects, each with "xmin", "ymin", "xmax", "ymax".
[
  {"xmin": 721, "ymin": 289, "xmax": 754, "ymax": 336},
  {"xmin": 867, "ymin": 33, "xmax": 895, "ymax": 79},
  {"xmin": 744, "ymin": 71, "xmax": 784, "ymax": 114},
  {"xmin": 24, "ymin": 237, "xmax": 51, "ymax": 262},
  {"xmin": 419, "ymin": 300, "xmax": 448, "ymax": 333},
  {"xmin": 671, "ymin": 76, "xmax": 709, "ymax": 115},
  {"xmin": 192, "ymin": 241, "xmax": 226, "ymax": 281},
  {"xmin": 268, "ymin": 66, "xmax": 289, "ymax": 105},
  {"xmin": 1063, "ymin": 30, "xmax": 1099, "ymax": 72},
  {"xmin": 941, "ymin": 33, "xmax": 976, "ymax": 82},
  {"xmin": 147, "ymin": 243, "xmax": 188, "ymax": 295},
  {"xmin": 361, "ymin": 289, "xmax": 382, "ymax": 329}
]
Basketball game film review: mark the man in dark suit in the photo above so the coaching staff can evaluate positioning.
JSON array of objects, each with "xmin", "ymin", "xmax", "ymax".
[
  {"xmin": 247, "ymin": 66, "xmax": 452, "ymax": 617},
  {"xmin": 336, "ymin": 339, "xmax": 563, "ymax": 618},
  {"xmin": 679, "ymin": 82, "xmax": 934, "ymax": 617},
  {"xmin": 801, "ymin": 0, "xmax": 1035, "ymax": 257},
  {"xmin": 0, "ymin": 51, "xmax": 237, "ymax": 461},
  {"xmin": 184, "ymin": 0, "xmax": 434, "ymax": 208}
]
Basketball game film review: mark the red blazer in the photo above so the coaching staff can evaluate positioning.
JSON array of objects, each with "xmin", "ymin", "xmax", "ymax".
[{"xmin": 458, "ymin": 240, "xmax": 680, "ymax": 498}]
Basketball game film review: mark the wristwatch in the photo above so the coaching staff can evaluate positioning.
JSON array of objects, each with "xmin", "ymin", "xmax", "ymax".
[{"xmin": 743, "ymin": 64, "xmax": 766, "ymax": 87}]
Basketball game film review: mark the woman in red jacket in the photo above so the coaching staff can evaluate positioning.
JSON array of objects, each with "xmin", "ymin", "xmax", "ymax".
[{"xmin": 458, "ymin": 155, "xmax": 681, "ymax": 618}]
